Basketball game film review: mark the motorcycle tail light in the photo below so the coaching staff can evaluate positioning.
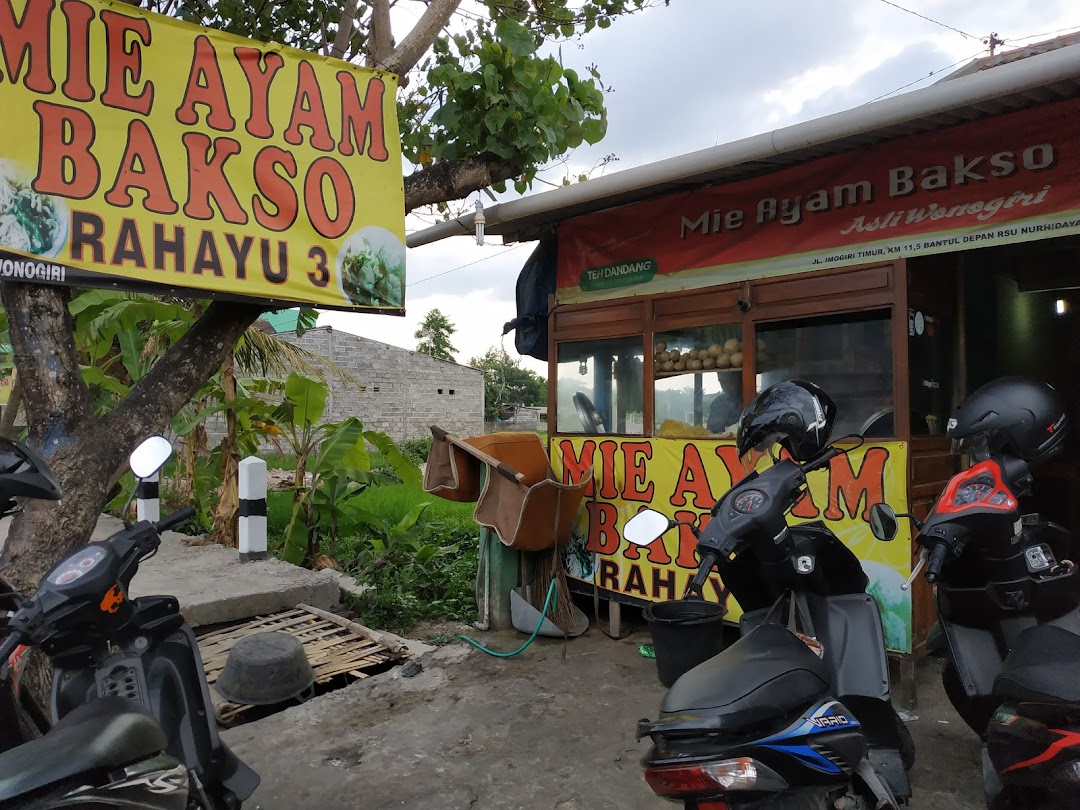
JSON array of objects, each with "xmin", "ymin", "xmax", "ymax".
[{"xmin": 644, "ymin": 757, "xmax": 786, "ymax": 798}]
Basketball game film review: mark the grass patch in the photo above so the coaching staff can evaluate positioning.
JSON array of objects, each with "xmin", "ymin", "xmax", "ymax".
[
  {"xmin": 352, "ymin": 483, "xmax": 474, "ymax": 524},
  {"xmin": 333, "ymin": 484, "xmax": 479, "ymax": 634}
]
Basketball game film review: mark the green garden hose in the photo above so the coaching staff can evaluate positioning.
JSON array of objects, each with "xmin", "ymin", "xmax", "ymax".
[{"xmin": 458, "ymin": 578, "xmax": 557, "ymax": 657}]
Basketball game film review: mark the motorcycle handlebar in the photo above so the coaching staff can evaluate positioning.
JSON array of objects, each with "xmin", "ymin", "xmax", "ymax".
[
  {"xmin": 155, "ymin": 506, "xmax": 196, "ymax": 534},
  {"xmin": 686, "ymin": 551, "xmax": 719, "ymax": 597},
  {"xmin": 925, "ymin": 542, "xmax": 949, "ymax": 584},
  {"xmin": 802, "ymin": 447, "xmax": 839, "ymax": 475}
]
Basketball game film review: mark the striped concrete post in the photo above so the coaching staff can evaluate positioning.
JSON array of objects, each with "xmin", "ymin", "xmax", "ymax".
[
  {"xmin": 136, "ymin": 473, "xmax": 160, "ymax": 523},
  {"xmin": 239, "ymin": 456, "xmax": 268, "ymax": 562}
]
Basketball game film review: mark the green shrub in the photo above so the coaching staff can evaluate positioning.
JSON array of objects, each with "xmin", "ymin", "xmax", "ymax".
[
  {"xmin": 400, "ymin": 436, "xmax": 433, "ymax": 466},
  {"xmin": 335, "ymin": 486, "xmax": 478, "ymax": 634}
]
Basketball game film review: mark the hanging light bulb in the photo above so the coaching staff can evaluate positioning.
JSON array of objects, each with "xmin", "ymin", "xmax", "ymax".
[{"xmin": 473, "ymin": 199, "xmax": 486, "ymax": 246}]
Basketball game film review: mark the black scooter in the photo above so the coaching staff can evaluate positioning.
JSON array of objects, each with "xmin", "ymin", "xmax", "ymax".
[
  {"xmin": 870, "ymin": 455, "xmax": 1080, "ymax": 809},
  {"xmin": 0, "ymin": 435, "xmax": 259, "ymax": 808},
  {"xmin": 629, "ymin": 441, "xmax": 913, "ymax": 809}
]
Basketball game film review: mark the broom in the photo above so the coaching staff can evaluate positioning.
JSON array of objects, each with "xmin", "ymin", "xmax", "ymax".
[{"xmin": 525, "ymin": 544, "xmax": 578, "ymax": 633}]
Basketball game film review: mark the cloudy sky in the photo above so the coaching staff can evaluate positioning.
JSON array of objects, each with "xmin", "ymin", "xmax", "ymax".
[{"xmin": 319, "ymin": 0, "xmax": 1080, "ymax": 373}]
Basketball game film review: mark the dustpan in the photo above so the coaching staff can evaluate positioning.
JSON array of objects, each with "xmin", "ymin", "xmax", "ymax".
[{"xmin": 511, "ymin": 585, "xmax": 589, "ymax": 638}]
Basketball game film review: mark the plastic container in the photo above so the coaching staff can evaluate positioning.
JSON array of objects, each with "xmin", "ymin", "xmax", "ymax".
[
  {"xmin": 644, "ymin": 599, "xmax": 727, "ymax": 687},
  {"xmin": 215, "ymin": 632, "xmax": 315, "ymax": 705}
]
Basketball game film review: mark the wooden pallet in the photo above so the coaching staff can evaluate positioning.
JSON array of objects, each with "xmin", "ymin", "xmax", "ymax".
[{"xmin": 197, "ymin": 603, "xmax": 409, "ymax": 725}]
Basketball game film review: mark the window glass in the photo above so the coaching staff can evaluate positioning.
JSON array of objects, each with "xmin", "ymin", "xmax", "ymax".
[
  {"xmin": 756, "ymin": 310, "xmax": 894, "ymax": 438},
  {"xmin": 556, "ymin": 337, "xmax": 644, "ymax": 434},
  {"xmin": 653, "ymin": 325, "xmax": 744, "ymax": 438}
]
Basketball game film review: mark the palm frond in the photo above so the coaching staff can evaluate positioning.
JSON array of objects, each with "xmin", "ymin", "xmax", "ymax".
[{"xmin": 235, "ymin": 328, "xmax": 364, "ymax": 388}]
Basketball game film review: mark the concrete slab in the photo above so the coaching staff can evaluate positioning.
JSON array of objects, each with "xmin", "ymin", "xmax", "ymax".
[
  {"xmin": 222, "ymin": 629, "xmax": 983, "ymax": 810},
  {"xmin": 130, "ymin": 531, "xmax": 341, "ymax": 627},
  {"xmin": 3, "ymin": 512, "xmax": 356, "ymax": 629}
]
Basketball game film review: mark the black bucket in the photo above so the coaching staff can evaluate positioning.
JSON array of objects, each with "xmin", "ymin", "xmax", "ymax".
[{"xmin": 644, "ymin": 599, "xmax": 727, "ymax": 688}]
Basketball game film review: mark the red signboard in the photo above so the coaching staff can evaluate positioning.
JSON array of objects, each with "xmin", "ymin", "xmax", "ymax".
[{"xmin": 556, "ymin": 97, "xmax": 1080, "ymax": 303}]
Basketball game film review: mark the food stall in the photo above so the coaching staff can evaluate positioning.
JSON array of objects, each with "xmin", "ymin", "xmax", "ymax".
[{"xmin": 409, "ymin": 38, "xmax": 1080, "ymax": 701}]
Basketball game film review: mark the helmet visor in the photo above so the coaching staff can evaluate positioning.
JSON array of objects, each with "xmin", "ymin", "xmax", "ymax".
[
  {"xmin": 953, "ymin": 431, "xmax": 991, "ymax": 462},
  {"xmin": 738, "ymin": 441, "xmax": 780, "ymax": 474}
]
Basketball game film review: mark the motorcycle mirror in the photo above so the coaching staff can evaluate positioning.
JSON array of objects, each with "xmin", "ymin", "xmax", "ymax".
[
  {"xmin": 868, "ymin": 503, "xmax": 898, "ymax": 542},
  {"xmin": 624, "ymin": 509, "xmax": 673, "ymax": 546},
  {"xmin": 129, "ymin": 436, "xmax": 173, "ymax": 480}
]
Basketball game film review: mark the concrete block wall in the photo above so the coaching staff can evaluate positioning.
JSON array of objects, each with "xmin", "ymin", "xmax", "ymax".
[{"xmin": 207, "ymin": 326, "xmax": 485, "ymax": 445}]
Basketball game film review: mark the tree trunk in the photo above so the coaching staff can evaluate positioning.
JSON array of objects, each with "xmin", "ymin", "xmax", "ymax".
[
  {"xmin": 212, "ymin": 356, "xmax": 240, "ymax": 546},
  {"xmin": 0, "ymin": 282, "xmax": 262, "ymax": 596}
]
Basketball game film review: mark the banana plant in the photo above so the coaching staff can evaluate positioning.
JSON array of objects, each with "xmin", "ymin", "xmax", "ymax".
[{"xmin": 269, "ymin": 371, "xmax": 420, "ymax": 566}]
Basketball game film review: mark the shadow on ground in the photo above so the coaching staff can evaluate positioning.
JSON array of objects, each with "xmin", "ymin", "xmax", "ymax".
[{"xmin": 223, "ymin": 628, "xmax": 983, "ymax": 809}]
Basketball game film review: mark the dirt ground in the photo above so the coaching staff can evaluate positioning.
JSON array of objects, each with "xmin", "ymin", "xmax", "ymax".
[{"xmin": 222, "ymin": 625, "xmax": 983, "ymax": 809}]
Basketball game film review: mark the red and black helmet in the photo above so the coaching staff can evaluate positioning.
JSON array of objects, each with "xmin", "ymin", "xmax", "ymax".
[{"xmin": 947, "ymin": 376, "xmax": 1067, "ymax": 462}]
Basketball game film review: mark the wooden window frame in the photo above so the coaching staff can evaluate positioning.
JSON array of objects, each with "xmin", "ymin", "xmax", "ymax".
[{"xmin": 549, "ymin": 260, "xmax": 911, "ymax": 441}]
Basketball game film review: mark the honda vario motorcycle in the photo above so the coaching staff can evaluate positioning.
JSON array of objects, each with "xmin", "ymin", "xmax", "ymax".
[
  {"xmin": 0, "ymin": 435, "xmax": 259, "ymax": 808},
  {"xmin": 630, "ymin": 380, "xmax": 913, "ymax": 809},
  {"xmin": 871, "ymin": 376, "xmax": 1080, "ymax": 809}
]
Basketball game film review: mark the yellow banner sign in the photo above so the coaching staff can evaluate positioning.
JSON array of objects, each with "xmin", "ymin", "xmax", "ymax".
[
  {"xmin": 0, "ymin": 0, "xmax": 405, "ymax": 313},
  {"xmin": 551, "ymin": 437, "xmax": 914, "ymax": 653}
]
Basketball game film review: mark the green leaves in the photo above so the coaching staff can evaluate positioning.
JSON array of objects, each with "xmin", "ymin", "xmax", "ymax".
[
  {"xmin": 281, "ymin": 505, "xmax": 310, "ymax": 566},
  {"xmin": 397, "ymin": 0, "xmax": 645, "ymax": 198},
  {"xmin": 364, "ymin": 430, "xmax": 421, "ymax": 489},
  {"xmin": 313, "ymin": 416, "xmax": 366, "ymax": 476},
  {"xmin": 80, "ymin": 366, "xmax": 130, "ymax": 397},
  {"xmin": 583, "ymin": 115, "xmax": 608, "ymax": 145},
  {"xmin": 396, "ymin": 501, "xmax": 430, "ymax": 534},
  {"xmin": 284, "ymin": 371, "xmax": 328, "ymax": 428}
]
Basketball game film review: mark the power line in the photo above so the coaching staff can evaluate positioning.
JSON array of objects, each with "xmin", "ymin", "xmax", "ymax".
[
  {"xmin": 406, "ymin": 244, "xmax": 526, "ymax": 288},
  {"xmin": 864, "ymin": 49, "xmax": 986, "ymax": 104},
  {"xmin": 876, "ymin": 0, "xmax": 977, "ymax": 40}
]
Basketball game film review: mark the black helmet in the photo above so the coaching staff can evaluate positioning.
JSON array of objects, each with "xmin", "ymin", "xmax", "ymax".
[
  {"xmin": 736, "ymin": 380, "xmax": 837, "ymax": 462},
  {"xmin": 948, "ymin": 377, "xmax": 1067, "ymax": 462},
  {"xmin": 0, "ymin": 437, "xmax": 62, "ymax": 515}
]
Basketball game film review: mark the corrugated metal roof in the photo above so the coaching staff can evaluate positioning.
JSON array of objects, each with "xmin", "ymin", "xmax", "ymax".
[
  {"xmin": 938, "ymin": 32, "xmax": 1080, "ymax": 83},
  {"xmin": 406, "ymin": 40, "xmax": 1080, "ymax": 247}
]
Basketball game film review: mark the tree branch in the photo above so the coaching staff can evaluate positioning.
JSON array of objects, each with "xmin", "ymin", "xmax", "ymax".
[
  {"xmin": 385, "ymin": 0, "xmax": 462, "ymax": 77},
  {"xmin": 366, "ymin": 0, "xmax": 394, "ymax": 68},
  {"xmin": 404, "ymin": 153, "xmax": 517, "ymax": 212},
  {"xmin": 330, "ymin": 0, "xmax": 363, "ymax": 59},
  {"xmin": 103, "ymin": 301, "xmax": 263, "ymax": 460}
]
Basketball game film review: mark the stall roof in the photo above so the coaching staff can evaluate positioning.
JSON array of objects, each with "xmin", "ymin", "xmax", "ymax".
[
  {"xmin": 407, "ymin": 40, "xmax": 1080, "ymax": 248},
  {"xmin": 936, "ymin": 32, "xmax": 1080, "ymax": 82}
]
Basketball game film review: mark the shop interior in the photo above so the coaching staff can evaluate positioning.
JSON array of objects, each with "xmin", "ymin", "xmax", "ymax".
[{"xmin": 908, "ymin": 234, "xmax": 1080, "ymax": 541}]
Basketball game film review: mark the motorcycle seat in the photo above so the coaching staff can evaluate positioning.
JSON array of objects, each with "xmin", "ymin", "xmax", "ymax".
[
  {"xmin": 659, "ymin": 622, "xmax": 831, "ymax": 732},
  {"xmin": 0, "ymin": 696, "xmax": 168, "ymax": 802},
  {"xmin": 994, "ymin": 624, "xmax": 1080, "ymax": 703}
]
